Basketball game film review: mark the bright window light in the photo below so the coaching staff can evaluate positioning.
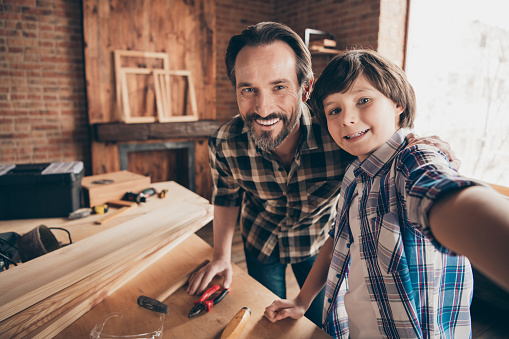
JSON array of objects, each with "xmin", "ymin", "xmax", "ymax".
[{"xmin": 405, "ymin": 0, "xmax": 509, "ymax": 186}]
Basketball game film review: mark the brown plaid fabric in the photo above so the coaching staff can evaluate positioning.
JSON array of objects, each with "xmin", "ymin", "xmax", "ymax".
[{"xmin": 209, "ymin": 105, "xmax": 354, "ymax": 264}]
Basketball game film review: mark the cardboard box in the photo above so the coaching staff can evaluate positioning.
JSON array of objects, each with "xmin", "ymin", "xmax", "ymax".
[
  {"xmin": 82, "ymin": 171, "xmax": 151, "ymax": 207},
  {"xmin": 0, "ymin": 162, "xmax": 84, "ymax": 220}
]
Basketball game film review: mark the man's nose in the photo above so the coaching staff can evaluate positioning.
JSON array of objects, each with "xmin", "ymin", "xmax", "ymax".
[{"xmin": 254, "ymin": 90, "xmax": 273, "ymax": 117}]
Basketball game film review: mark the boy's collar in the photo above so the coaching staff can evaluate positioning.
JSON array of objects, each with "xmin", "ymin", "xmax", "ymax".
[{"xmin": 353, "ymin": 129, "xmax": 410, "ymax": 178}]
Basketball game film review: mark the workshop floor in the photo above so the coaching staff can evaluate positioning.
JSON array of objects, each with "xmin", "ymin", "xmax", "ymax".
[{"xmin": 196, "ymin": 222, "xmax": 509, "ymax": 338}]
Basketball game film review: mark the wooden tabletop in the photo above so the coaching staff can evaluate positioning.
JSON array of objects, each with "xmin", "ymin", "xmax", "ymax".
[
  {"xmin": 54, "ymin": 234, "xmax": 331, "ymax": 339},
  {"xmin": 0, "ymin": 181, "xmax": 331, "ymax": 338}
]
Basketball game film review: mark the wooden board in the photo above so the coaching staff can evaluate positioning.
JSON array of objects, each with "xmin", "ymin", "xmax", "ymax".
[
  {"xmin": 0, "ymin": 201, "xmax": 209, "ymax": 323},
  {"xmin": 489, "ymin": 183, "xmax": 509, "ymax": 197},
  {"xmin": 154, "ymin": 69, "xmax": 199, "ymax": 122},
  {"xmin": 94, "ymin": 120, "xmax": 221, "ymax": 142},
  {"xmin": 118, "ymin": 67, "xmax": 158, "ymax": 123},
  {"xmin": 114, "ymin": 49, "xmax": 169, "ymax": 123},
  {"xmin": 81, "ymin": 170, "xmax": 151, "ymax": 207},
  {"xmin": 53, "ymin": 235, "xmax": 332, "ymax": 339}
]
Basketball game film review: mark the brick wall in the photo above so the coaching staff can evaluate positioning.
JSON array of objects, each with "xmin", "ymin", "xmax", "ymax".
[
  {"xmin": 0, "ymin": 0, "xmax": 90, "ymax": 172},
  {"xmin": 215, "ymin": 0, "xmax": 275, "ymax": 121},
  {"xmin": 0, "ymin": 0, "xmax": 407, "ymax": 172}
]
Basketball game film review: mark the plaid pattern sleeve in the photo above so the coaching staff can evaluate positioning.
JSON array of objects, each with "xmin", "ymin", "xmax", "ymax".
[
  {"xmin": 324, "ymin": 129, "xmax": 476, "ymax": 338},
  {"xmin": 208, "ymin": 108, "xmax": 354, "ymax": 264}
]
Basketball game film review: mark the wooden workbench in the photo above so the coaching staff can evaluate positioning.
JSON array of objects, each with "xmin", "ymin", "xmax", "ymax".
[
  {"xmin": 53, "ymin": 234, "xmax": 331, "ymax": 338},
  {"xmin": 0, "ymin": 182, "xmax": 331, "ymax": 338}
]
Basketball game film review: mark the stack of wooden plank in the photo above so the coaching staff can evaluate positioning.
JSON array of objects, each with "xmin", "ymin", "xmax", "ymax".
[
  {"xmin": 308, "ymin": 38, "xmax": 341, "ymax": 54},
  {"xmin": 0, "ymin": 201, "xmax": 212, "ymax": 338}
]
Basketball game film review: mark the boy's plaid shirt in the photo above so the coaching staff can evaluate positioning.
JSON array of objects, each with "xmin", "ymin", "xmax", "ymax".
[
  {"xmin": 208, "ymin": 106, "xmax": 354, "ymax": 264},
  {"xmin": 324, "ymin": 129, "xmax": 478, "ymax": 338}
]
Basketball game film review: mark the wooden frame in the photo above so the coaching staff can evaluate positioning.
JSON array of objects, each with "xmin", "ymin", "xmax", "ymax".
[
  {"xmin": 118, "ymin": 67, "xmax": 157, "ymax": 123},
  {"xmin": 114, "ymin": 50, "xmax": 169, "ymax": 123},
  {"xmin": 154, "ymin": 69, "xmax": 198, "ymax": 122}
]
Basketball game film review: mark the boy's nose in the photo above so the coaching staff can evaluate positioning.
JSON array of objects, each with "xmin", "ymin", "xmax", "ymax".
[{"xmin": 341, "ymin": 108, "xmax": 358, "ymax": 126}]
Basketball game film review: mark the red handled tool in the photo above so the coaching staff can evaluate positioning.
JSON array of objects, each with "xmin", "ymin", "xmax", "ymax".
[{"xmin": 188, "ymin": 284, "xmax": 229, "ymax": 318}]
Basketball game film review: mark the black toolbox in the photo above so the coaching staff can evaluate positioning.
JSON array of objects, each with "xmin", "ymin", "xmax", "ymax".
[{"xmin": 0, "ymin": 162, "xmax": 84, "ymax": 220}]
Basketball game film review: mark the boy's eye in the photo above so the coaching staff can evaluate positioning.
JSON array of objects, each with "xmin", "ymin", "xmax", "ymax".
[
  {"xmin": 328, "ymin": 108, "xmax": 341, "ymax": 116},
  {"xmin": 358, "ymin": 97, "xmax": 370, "ymax": 104}
]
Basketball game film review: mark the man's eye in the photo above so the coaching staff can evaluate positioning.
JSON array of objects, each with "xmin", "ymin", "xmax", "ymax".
[
  {"xmin": 358, "ymin": 97, "xmax": 370, "ymax": 104},
  {"xmin": 241, "ymin": 88, "xmax": 254, "ymax": 94},
  {"xmin": 274, "ymin": 85, "xmax": 285, "ymax": 91}
]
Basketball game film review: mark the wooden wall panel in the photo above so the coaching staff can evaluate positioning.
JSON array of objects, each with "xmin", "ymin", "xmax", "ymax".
[
  {"xmin": 83, "ymin": 0, "xmax": 216, "ymax": 123},
  {"xmin": 84, "ymin": 0, "xmax": 216, "ymax": 199}
]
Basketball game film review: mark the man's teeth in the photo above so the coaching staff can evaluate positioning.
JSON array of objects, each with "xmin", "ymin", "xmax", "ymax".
[
  {"xmin": 257, "ymin": 118, "xmax": 280, "ymax": 126},
  {"xmin": 345, "ymin": 129, "xmax": 368, "ymax": 139}
]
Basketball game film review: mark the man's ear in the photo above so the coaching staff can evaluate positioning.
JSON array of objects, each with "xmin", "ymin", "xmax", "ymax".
[{"xmin": 302, "ymin": 78, "xmax": 314, "ymax": 102}]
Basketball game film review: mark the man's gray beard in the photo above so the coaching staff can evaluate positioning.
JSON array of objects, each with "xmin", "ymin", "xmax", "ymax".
[{"xmin": 246, "ymin": 105, "xmax": 302, "ymax": 152}]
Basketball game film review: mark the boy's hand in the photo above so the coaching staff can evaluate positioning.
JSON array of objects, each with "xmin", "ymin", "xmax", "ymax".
[
  {"xmin": 406, "ymin": 133, "xmax": 461, "ymax": 170},
  {"xmin": 264, "ymin": 298, "xmax": 307, "ymax": 323}
]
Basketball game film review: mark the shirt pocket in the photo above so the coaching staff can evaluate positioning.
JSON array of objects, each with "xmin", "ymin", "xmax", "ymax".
[
  {"xmin": 373, "ymin": 211, "xmax": 408, "ymax": 274},
  {"xmin": 306, "ymin": 180, "xmax": 341, "ymax": 208}
]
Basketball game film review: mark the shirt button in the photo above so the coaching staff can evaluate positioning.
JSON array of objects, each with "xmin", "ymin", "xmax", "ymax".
[
  {"xmin": 346, "ymin": 243, "xmax": 350, "ymax": 248},
  {"xmin": 328, "ymin": 298, "xmax": 332, "ymax": 304},
  {"xmin": 336, "ymin": 273, "xmax": 340, "ymax": 278}
]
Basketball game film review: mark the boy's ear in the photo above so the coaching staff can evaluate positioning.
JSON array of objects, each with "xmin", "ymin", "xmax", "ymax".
[
  {"xmin": 302, "ymin": 78, "xmax": 314, "ymax": 102},
  {"xmin": 396, "ymin": 104, "xmax": 405, "ymax": 115}
]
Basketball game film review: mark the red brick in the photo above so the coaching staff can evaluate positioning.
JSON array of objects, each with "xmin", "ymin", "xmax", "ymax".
[{"xmin": 10, "ymin": 94, "xmax": 27, "ymax": 100}]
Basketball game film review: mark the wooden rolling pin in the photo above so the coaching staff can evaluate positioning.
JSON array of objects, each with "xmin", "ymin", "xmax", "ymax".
[{"xmin": 220, "ymin": 307, "xmax": 251, "ymax": 339}]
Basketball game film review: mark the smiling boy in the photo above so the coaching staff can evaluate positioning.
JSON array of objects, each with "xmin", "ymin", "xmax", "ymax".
[{"xmin": 264, "ymin": 49, "xmax": 509, "ymax": 338}]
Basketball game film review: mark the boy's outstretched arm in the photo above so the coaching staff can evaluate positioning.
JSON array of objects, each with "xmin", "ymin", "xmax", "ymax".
[
  {"xmin": 429, "ymin": 185, "xmax": 509, "ymax": 291},
  {"xmin": 264, "ymin": 237, "xmax": 334, "ymax": 323}
]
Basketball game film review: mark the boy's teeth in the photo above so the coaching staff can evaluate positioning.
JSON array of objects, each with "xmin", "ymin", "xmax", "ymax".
[
  {"xmin": 345, "ymin": 129, "xmax": 368, "ymax": 139},
  {"xmin": 257, "ymin": 118, "xmax": 280, "ymax": 126}
]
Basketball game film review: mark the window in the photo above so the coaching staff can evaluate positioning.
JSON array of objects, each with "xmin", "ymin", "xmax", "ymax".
[{"xmin": 405, "ymin": 0, "xmax": 509, "ymax": 186}]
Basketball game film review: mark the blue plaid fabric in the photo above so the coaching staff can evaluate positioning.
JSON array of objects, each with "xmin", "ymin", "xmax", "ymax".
[{"xmin": 324, "ymin": 129, "xmax": 477, "ymax": 338}]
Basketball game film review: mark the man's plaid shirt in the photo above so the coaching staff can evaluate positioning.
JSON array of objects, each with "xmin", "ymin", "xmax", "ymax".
[
  {"xmin": 324, "ymin": 129, "xmax": 478, "ymax": 338},
  {"xmin": 209, "ymin": 106, "xmax": 354, "ymax": 264}
]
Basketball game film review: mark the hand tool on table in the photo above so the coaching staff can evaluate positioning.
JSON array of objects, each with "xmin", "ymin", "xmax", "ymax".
[
  {"xmin": 158, "ymin": 189, "xmax": 168, "ymax": 198},
  {"xmin": 123, "ymin": 191, "xmax": 147, "ymax": 204},
  {"xmin": 137, "ymin": 260, "xmax": 210, "ymax": 314},
  {"xmin": 140, "ymin": 187, "xmax": 158, "ymax": 198},
  {"xmin": 123, "ymin": 187, "xmax": 159, "ymax": 205},
  {"xmin": 92, "ymin": 204, "xmax": 109, "ymax": 214},
  {"xmin": 220, "ymin": 307, "xmax": 251, "ymax": 339},
  {"xmin": 68, "ymin": 208, "xmax": 91, "ymax": 220},
  {"xmin": 95, "ymin": 200, "xmax": 137, "ymax": 225},
  {"xmin": 188, "ymin": 284, "xmax": 230, "ymax": 318}
]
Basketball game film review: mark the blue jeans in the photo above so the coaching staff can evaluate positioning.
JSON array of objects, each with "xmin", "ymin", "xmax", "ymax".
[{"xmin": 243, "ymin": 244, "xmax": 325, "ymax": 327}]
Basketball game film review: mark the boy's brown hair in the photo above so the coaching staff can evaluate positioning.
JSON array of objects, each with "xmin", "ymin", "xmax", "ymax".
[{"xmin": 310, "ymin": 49, "xmax": 416, "ymax": 129}]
